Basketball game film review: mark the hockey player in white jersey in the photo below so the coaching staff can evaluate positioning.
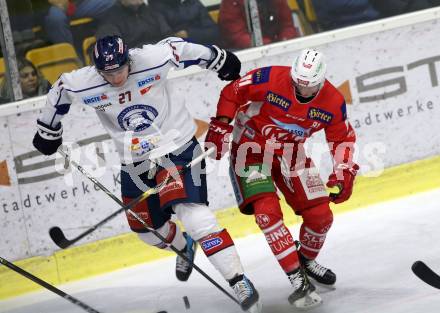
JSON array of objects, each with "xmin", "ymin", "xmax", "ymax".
[{"xmin": 32, "ymin": 35, "xmax": 261, "ymax": 313}]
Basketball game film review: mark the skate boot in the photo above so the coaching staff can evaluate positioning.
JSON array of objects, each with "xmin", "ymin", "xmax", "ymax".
[
  {"xmin": 229, "ymin": 274, "xmax": 262, "ymax": 313},
  {"xmin": 287, "ymin": 267, "xmax": 322, "ymax": 309},
  {"xmin": 175, "ymin": 232, "xmax": 196, "ymax": 281},
  {"xmin": 299, "ymin": 253, "xmax": 336, "ymax": 286}
]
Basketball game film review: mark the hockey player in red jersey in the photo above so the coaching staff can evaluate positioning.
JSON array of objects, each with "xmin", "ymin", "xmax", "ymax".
[{"xmin": 205, "ymin": 49, "xmax": 358, "ymax": 309}]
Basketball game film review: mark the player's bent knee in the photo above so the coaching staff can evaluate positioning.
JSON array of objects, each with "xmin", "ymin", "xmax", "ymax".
[
  {"xmin": 302, "ymin": 202, "xmax": 333, "ymax": 233},
  {"xmin": 137, "ymin": 220, "xmax": 177, "ymax": 249},
  {"xmin": 300, "ymin": 203, "xmax": 333, "ymax": 258},
  {"xmin": 252, "ymin": 196, "xmax": 283, "ymax": 230},
  {"xmin": 174, "ymin": 203, "xmax": 220, "ymax": 240}
]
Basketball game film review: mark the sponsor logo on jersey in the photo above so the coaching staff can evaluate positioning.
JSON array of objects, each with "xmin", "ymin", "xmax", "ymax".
[
  {"xmin": 285, "ymin": 113, "xmax": 306, "ymax": 122},
  {"xmin": 95, "ymin": 102, "xmax": 112, "ymax": 112},
  {"xmin": 307, "ymin": 107, "xmax": 334, "ymax": 124},
  {"xmin": 262, "ymin": 117, "xmax": 310, "ymax": 141},
  {"xmin": 139, "ymin": 86, "xmax": 152, "ymax": 96},
  {"xmin": 252, "ymin": 67, "xmax": 271, "ymax": 84},
  {"xmin": 130, "ymin": 136, "xmax": 160, "ymax": 155},
  {"xmin": 137, "ymin": 74, "xmax": 161, "ymax": 88},
  {"xmin": 117, "ymin": 104, "xmax": 158, "ymax": 132},
  {"xmin": 82, "ymin": 93, "xmax": 108, "ymax": 105},
  {"xmin": 201, "ymin": 237, "xmax": 223, "ymax": 251},
  {"xmin": 266, "ymin": 91, "xmax": 291, "ymax": 111}
]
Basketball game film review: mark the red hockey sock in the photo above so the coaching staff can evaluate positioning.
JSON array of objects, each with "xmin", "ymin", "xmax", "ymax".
[
  {"xmin": 254, "ymin": 196, "xmax": 300, "ymax": 273},
  {"xmin": 299, "ymin": 203, "xmax": 333, "ymax": 259}
]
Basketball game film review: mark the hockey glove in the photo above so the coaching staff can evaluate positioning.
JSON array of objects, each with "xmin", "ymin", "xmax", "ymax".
[
  {"xmin": 207, "ymin": 45, "xmax": 241, "ymax": 81},
  {"xmin": 32, "ymin": 120, "xmax": 63, "ymax": 155},
  {"xmin": 204, "ymin": 117, "xmax": 233, "ymax": 160},
  {"xmin": 326, "ymin": 163, "xmax": 359, "ymax": 204}
]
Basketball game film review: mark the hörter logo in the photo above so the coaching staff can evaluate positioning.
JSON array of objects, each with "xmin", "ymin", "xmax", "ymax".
[
  {"xmin": 307, "ymin": 107, "xmax": 334, "ymax": 124},
  {"xmin": 266, "ymin": 91, "xmax": 292, "ymax": 111}
]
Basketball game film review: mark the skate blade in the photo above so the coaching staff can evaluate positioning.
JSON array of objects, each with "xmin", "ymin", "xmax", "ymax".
[
  {"xmin": 309, "ymin": 277, "xmax": 336, "ymax": 293},
  {"xmin": 246, "ymin": 299, "xmax": 263, "ymax": 313},
  {"xmin": 292, "ymin": 291, "xmax": 322, "ymax": 310}
]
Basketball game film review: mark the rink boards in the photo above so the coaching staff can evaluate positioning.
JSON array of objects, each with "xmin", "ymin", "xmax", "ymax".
[{"xmin": 1, "ymin": 8, "xmax": 440, "ymax": 299}]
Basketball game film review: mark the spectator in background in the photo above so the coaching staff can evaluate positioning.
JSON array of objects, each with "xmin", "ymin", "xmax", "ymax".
[
  {"xmin": 6, "ymin": 0, "xmax": 47, "ymax": 57},
  {"xmin": 96, "ymin": 0, "xmax": 172, "ymax": 49},
  {"xmin": 148, "ymin": 0, "xmax": 219, "ymax": 45},
  {"xmin": 311, "ymin": 0, "xmax": 380, "ymax": 31},
  {"xmin": 0, "ymin": 59, "xmax": 50, "ymax": 104},
  {"xmin": 218, "ymin": 0, "xmax": 298, "ymax": 50},
  {"xmin": 369, "ymin": 0, "xmax": 440, "ymax": 18},
  {"xmin": 44, "ymin": 0, "xmax": 115, "ymax": 44}
]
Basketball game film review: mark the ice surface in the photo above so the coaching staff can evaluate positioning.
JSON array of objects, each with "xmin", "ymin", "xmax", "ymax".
[{"xmin": 1, "ymin": 189, "xmax": 440, "ymax": 313}]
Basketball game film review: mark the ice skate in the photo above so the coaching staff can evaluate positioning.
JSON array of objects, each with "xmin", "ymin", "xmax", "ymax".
[
  {"xmin": 287, "ymin": 267, "xmax": 322, "ymax": 310},
  {"xmin": 175, "ymin": 232, "xmax": 196, "ymax": 281},
  {"xmin": 299, "ymin": 253, "xmax": 336, "ymax": 286},
  {"xmin": 229, "ymin": 274, "xmax": 262, "ymax": 313}
]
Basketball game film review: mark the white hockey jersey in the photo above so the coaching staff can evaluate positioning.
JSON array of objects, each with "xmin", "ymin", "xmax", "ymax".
[{"xmin": 39, "ymin": 37, "xmax": 215, "ymax": 164}]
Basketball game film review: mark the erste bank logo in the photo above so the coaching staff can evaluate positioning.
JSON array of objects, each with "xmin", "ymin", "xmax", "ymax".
[
  {"xmin": 82, "ymin": 93, "xmax": 108, "ymax": 105},
  {"xmin": 137, "ymin": 74, "xmax": 161, "ymax": 88}
]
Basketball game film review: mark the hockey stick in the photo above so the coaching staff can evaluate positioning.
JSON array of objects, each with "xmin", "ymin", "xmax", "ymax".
[
  {"xmin": 50, "ymin": 146, "xmax": 215, "ymax": 249},
  {"xmin": 0, "ymin": 256, "xmax": 101, "ymax": 313},
  {"xmin": 51, "ymin": 147, "xmax": 240, "ymax": 306},
  {"xmin": 411, "ymin": 260, "xmax": 440, "ymax": 289}
]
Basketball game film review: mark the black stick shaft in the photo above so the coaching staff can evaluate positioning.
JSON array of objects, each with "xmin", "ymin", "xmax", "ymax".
[
  {"xmin": 57, "ymin": 148, "xmax": 239, "ymax": 305},
  {"xmin": 412, "ymin": 260, "xmax": 440, "ymax": 289},
  {"xmin": 0, "ymin": 256, "xmax": 101, "ymax": 313},
  {"xmin": 56, "ymin": 147, "xmax": 214, "ymax": 246}
]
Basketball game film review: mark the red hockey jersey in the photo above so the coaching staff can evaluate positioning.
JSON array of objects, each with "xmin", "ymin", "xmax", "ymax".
[{"xmin": 216, "ymin": 66, "xmax": 356, "ymax": 164}]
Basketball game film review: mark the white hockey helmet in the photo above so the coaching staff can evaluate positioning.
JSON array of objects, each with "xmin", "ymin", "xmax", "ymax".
[{"xmin": 290, "ymin": 49, "xmax": 326, "ymax": 88}]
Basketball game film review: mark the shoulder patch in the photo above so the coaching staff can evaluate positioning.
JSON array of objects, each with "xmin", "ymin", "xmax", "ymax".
[
  {"xmin": 307, "ymin": 107, "xmax": 334, "ymax": 124},
  {"xmin": 252, "ymin": 67, "xmax": 271, "ymax": 84}
]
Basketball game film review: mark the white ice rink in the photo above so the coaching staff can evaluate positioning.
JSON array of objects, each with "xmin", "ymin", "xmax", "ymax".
[{"xmin": 1, "ymin": 189, "xmax": 440, "ymax": 313}]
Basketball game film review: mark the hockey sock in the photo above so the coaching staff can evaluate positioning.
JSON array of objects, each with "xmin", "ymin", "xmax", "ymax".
[
  {"xmin": 299, "ymin": 203, "xmax": 333, "ymax": 259},
  {"xmin": 199, "ymin": 229, "xmax": 244, "ymax": 280},
  {"xmin": 137, "ymin": 220, "xmax": 186, "ymax": 252},
  {"xmin": 253, "ymin": 196, "xmax": 300, "ymax": 273}
]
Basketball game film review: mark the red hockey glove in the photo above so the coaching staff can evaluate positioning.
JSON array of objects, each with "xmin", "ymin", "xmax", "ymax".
[
  {"xmin": 204, "ymin": 117, "xmax": 233, "ymax": 160},
  {"xmin": 326, "ymin": 163, "xmax": 359, "ymax": 204}
]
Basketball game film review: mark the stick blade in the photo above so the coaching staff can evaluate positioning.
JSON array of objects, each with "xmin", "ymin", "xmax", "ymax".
[
  {"xmin": 412, "ymin": 260, "xmax": 440, "ymax": 289},
  {"xmin": 49, "ymin": 227, "xmax": 71, "ymax": 249}
]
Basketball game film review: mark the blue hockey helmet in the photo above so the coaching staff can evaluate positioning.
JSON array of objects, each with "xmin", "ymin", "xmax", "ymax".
[{"xmin": 93, "ymin": 35, "xmax": 129, "ymax": 72}]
